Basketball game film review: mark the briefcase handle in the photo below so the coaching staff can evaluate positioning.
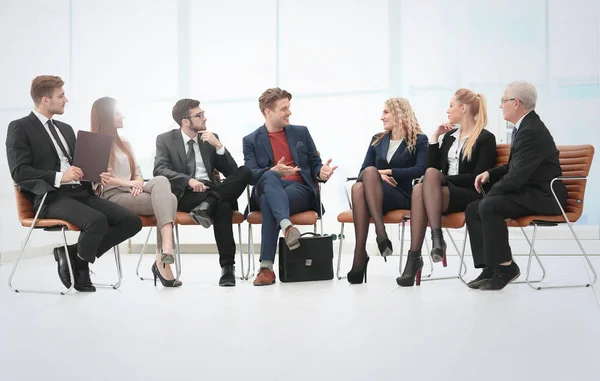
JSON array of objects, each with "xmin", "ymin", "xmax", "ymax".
[{"xmin": 299, "ymin": 232, "xmax": 337, "ymax": 240}]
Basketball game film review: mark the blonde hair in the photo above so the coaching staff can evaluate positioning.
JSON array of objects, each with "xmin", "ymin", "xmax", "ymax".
[
  {"xmin": 373, "ymin": 97, "xmax": 423, "ymax": 152},
  {"xmin": 454, "ymin": 88, "xmax": 488, "ymax": 161}
]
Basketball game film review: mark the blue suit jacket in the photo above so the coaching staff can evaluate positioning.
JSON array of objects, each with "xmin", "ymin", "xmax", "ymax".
[
  {"xmin": 360, "ymin": 133, "xmax": 429, "ymax": 199},
  {"xmin": 243, "ymin": 124, "xmax": 324, "ymax": 213}
]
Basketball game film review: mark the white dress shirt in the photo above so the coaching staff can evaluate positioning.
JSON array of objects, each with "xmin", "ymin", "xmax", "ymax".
[
  {"xmin": 32, "ymin": 110, "xmax": 78, "ymax": 187},
  {"xmin": 181, "ymin": 131, "xmax": 225, "ymax": 181},
  {"xmin": 446, "ymin": 128, "xmax": 469, "ymax": 176}
]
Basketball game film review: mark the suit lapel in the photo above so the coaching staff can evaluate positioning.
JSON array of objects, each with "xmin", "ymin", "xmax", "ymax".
[
  {"xmin": 172, "ymin": 130, "xmax": 187, "ymax": 166},
  {"xmin": 257, "ymin": 125, "xmax": 274, "ymax": 165},
  {"xmin": 284, "ymin": 127, "xmax": 299, "ymax": 166},
  {"xmin": 28, "ymin": 113, "xmax": 59, "ymax": 159},
  {"xmin": 381, "ymin": 134, "xmax": 390, "ymax": 162}
]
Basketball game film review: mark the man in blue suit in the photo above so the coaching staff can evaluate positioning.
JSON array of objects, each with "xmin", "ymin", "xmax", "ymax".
[{"xmin": 243, "ymin": 88, "xmax": 337, "ymax": 286}]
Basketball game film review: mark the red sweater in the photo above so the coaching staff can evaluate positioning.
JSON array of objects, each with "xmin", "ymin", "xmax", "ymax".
[{"xmin": 268, "ymin": 130, "xmax": 304, "ymax": 183}]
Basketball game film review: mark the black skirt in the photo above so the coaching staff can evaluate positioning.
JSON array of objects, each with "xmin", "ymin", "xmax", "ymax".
[{"xmin": 445, "ymin": 181, "xmax": 482, "ymax": 214}]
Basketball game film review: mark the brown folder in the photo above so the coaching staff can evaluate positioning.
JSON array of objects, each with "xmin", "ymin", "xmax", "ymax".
[{"xmin": 72, "ymin": 131, "xmax": 114, "ymax": 183}]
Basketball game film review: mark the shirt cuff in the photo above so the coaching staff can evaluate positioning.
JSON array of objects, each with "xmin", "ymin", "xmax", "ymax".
[
  {"xmin": 216, "ymin": 146, "xmax": 226, "ymax": 155},
  {"xmin": 54, "ymin": 172, "xmax": 63, "ymax": 188}
]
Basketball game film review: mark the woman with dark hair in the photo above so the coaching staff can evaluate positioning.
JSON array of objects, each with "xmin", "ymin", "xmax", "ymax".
[
  {"xmin": 397, "ymin": 88, "xmax": 496, "ymax": 287},
  {"xmin": 91, "ymin": 97, "xmax": 181, "ymax": 287},
  {"xmin": 347, "ymin": 97, "xmax": 428, "ymax": 284}
]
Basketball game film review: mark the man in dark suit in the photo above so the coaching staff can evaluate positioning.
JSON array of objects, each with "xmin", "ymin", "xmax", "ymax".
[
  {"xmin": 243, "ymin": 88, "xmax": 337, "ymax": 286},
  {"xmin": 153, "ymin": 98, "xmax": 251, "ymax": 286},
  {"xmin": 466, "ymin": 81, "xmax": 567, "ymax": 290},
  {"xmin": 5, "ymin": 75, "xmax": 142, "ymax": 292}
]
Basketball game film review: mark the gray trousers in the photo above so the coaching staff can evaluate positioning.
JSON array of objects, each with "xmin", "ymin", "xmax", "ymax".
[{"xmin": 103, "ymin": 176, "xmax": 177, "ymax": 252}]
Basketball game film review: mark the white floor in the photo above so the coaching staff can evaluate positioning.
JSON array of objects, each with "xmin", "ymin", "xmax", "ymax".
[{"xmin": 1, "ymin": 253, "xmax": 599, "ymax": 381}]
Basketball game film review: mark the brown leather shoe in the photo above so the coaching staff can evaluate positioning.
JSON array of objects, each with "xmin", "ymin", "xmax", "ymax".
[
  {"xmin": 284, "ymin": 225, "xmax": 301, "ymax": 250},
  {"xmin": 253, "ymin": 267, "xmax": 276, "ymax": 286}
]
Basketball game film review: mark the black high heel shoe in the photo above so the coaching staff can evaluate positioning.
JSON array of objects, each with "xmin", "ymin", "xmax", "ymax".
[
  {"xmin": 347, "ymin": 255, "xmax": 370, "ymax": 284},
  {"xmin": 396, "ymin": 251, "xmax": 424, "ymax": 287},
  {"xmin": 376, "ymin": 235, "xmax": 393, "ymax": 262},
  {"xmin": 430, "ymin": 228, "xmax": 447, "ymax": 267},
  {"xmin": 151, "ymin": 262, "xmax": 182, "ymax": 288}
]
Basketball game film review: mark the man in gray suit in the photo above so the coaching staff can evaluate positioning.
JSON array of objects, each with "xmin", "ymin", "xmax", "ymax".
[{"xmin": 154, "ymin": 98, "xmax": 251, "ymax": 286}]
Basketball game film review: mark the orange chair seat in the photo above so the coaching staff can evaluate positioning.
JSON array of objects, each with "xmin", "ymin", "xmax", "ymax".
[
  {"xmin": 139, "ymin": 215, "xmax": 158, "ymax": 227},
  {"xmin": 247, "ymin": 210, "xmax": 318, "ymax": 225},
  {"xmin": 20, "ymin": 218, "xmax": 80, "ymax": 231},
  {"xmin": 176, "ymin": 211, "xmax": 244, "ymax": 225},
  {"xmin": 441, "ymin": 213, "xmax": 466, "ymax": 229},
  {"xmin": 336, "ymin": 209, "xmax": 409, "ymax": 224},
  {"xmin": 506, "ymin": 213, "xmax": 573, "ymax": 227}
]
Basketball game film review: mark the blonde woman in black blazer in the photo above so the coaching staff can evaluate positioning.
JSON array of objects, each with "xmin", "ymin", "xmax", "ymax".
[{"xmin": 397, "ymin": 88, "xmax": 496, "ymax": 286}]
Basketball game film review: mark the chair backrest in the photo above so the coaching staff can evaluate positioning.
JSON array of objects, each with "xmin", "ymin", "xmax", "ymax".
[
  {"xmin": 495, "ymin": 144, "xmax": 510, "ymax": 166},
  {"xmin": 557, "ymin": 145, "xmax": 594, "ymax": 222},
  {"xmin": 494, "ymin": 144, "xmax": 593, "ymax": 222},
  {"xmin": 14, "ymin": 185, "xmax": 35, "ymax": 222}
]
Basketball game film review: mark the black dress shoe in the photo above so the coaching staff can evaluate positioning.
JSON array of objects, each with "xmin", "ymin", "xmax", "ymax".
[
  {"xmin": 190, "ymin": 202, "xmax": 212, "ymax": 228},
  {"xmin": 479, "ymin": 262, "xmax": 520, "ymax": 291},
  {"xmin": 467, "ymin": 267, "xmax": 494, "ymax": 289},
  {"xmin": 219, "ymin": 265, "xmax": 236, "ymax": 287},
  {"xmin": 53, "ymin": 245, "xmax": 76, "ymax": 289},
  {"xmin": 73, "ymin": 256, "xmax": 96, "ymax": 292}
]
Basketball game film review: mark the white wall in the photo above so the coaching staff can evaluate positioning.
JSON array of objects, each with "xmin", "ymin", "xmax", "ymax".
[{"xmin": 1, "ymin": 0, "xmax": 599, "ymax": 254}]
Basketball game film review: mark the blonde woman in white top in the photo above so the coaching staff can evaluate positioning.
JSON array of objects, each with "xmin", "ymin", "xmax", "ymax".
[{"xmin": 400, "ymin": 89, "xmax": 496, "ymax": 287}]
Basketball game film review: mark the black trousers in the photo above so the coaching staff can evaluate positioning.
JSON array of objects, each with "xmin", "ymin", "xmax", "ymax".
[
  {"xmin": 39, "ymin": 185, "xmax": 142, "ymax": 263},
  {"xmin": 177, "ymin": 166, "xmax": 252, "ymax": 267},
  {"xmin": 465, "ymin": 194, "xmax": 537, "ymax": 268}
]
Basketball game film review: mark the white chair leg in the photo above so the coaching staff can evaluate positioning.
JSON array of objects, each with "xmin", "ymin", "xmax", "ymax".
[
  {"xmin": 237, "ymin": 223, "xmax": 246, "ymax": 280},
  {"xmin": 336, "ymin": 223, "xmax": 345, "ymax": 280},
  {"xmin": 398, "ymin": 220, "xmax": 406, "ymax": 275},
  {"xmin": 174, "ymin": 224, "xmax": 182, "ymax": 280},
  {"xmin": 525, "ymin": 221, "xmax": 597, "ymax": 290},
  {"xmin": 244, "ymin": 224, "xmax": 254, "ymax": 280},
  {"xmin": 93, "ymin": 245, "xmax": 123, "ymax": 289},
  {"xmin": 9, "ymin": 225, "xmax": 75, "ymax": 295},
  {"xmin": 514, "ymin": 226, "xmax": 546, "ymax": 284},
  {"xmin": 135, "ymin": 227, "xmax": 154, "ymax": 281}
]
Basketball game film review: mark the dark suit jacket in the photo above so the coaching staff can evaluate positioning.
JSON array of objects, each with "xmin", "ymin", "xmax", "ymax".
[
  {"xmin": 6, "ymin": 112, "xmax": 91, "ymax": 208},
  {"xmin": 242, "ymin": 124, "xmax": 324, "ymax": 213},
  {"xmin": 360, "ymin": 133, "xmax": 429, "ymax": 199},
  {"xmin": 487, "ymin": 111, "xmax": 567, "ymax": 213},
  {"xmin": 428, "ymin": 128, "xmax": 497, "ymax": 191},
  {"xmin": 153, "ymin": 129, "xmax": 238, "ymax": 199}
]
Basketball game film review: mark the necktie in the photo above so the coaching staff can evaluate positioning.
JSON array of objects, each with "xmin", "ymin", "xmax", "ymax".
[
  {"xmin": 186, "ymin": 139, "xmax": 196, "ymax": 177},
  {"xmin": 47, "ymin": 119, "xmax": 73, "ymax": 164},
  {"xmin": 511, "ymin": 126, "xmax": 518, "ymax": 145}
]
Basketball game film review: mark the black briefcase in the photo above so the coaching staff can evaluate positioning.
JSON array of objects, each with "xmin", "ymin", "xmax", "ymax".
[{"xmin": 278, "ymin": 232, "xmax": 334, "ymax": 282}]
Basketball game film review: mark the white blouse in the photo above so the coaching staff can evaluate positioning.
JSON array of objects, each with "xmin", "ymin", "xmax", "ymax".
[
  {"xmin": 103, "ymin": 140, "xmax": 142, "ymax": 191},
  {"xmin": 387, "ymin": 139, "xmax": 403, "ymax": 162},
  {"xmin": 446, "ymin": 129, "xmax": 469, "ymax": 176}
]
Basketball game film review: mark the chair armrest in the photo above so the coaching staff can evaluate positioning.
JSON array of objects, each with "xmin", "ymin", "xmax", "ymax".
[
  {"xmin": 556, "ymin": 176, "xmax": 588, "ymax": 180},
  {"xmin": 549, "ymin": 176, "xmax": 587, "ymax": 222}
]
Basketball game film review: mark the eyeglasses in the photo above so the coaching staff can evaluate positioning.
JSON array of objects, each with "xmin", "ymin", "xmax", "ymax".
[
  {"xmin": 186, "ymin": 111, "xmax": 205, "ymax": 120},
  {"xmin": 500, "ymin": 98, "xmax": 517, "ymax": 104}
]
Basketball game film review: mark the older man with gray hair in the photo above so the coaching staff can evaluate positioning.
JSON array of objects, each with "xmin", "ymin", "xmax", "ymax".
[{"xmin": 465, "ymin": 81, "xmax": 567, "ymax": 290}]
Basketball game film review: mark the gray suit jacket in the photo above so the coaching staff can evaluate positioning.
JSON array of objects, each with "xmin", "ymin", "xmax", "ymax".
[{"xmin": 153, "ymin": 129, "xmax": 238, "ymax": 199}]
